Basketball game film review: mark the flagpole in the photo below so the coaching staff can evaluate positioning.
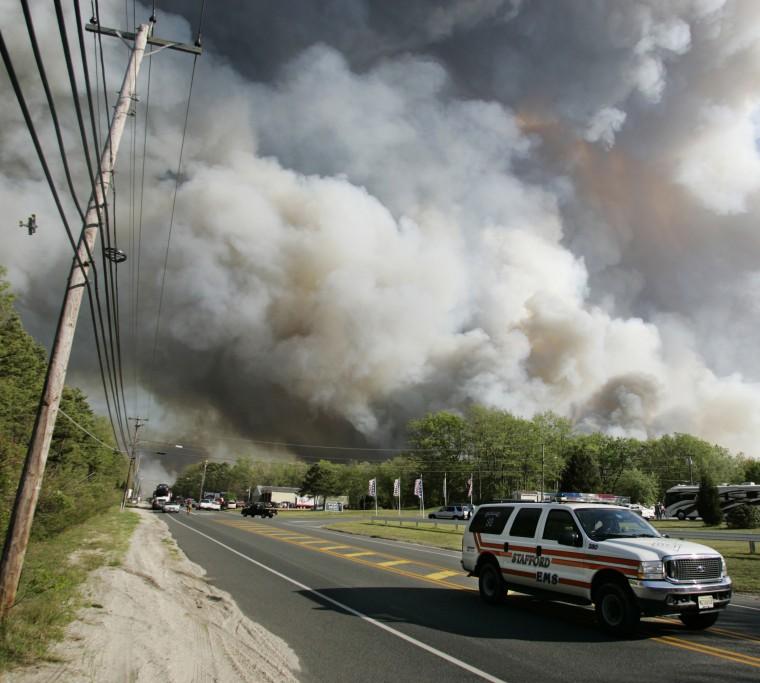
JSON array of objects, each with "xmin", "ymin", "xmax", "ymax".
[
  {"xmin": 375, "ymin": 476, "xmax": 378, "ymax": 517},
  {"xmin": 398, "ymin": 475, "xmax": 401, "ymax": 516},
  {"xmin": 420, "ymin": 474, "xmax": 424, "ymax": 518}
]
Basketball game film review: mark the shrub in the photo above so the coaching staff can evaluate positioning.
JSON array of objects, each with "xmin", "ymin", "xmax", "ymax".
[
  {"xmin": 725, "ymin": 504, "xmax": 760, "ymax": 529},
  {"xmin": 696, "ymin": 474, "xmax": 722, "ymax": 526}
]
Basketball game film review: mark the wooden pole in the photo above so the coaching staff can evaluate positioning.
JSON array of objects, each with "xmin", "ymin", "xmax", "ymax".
[{"xmin": 0, "ymin": 23, "xmax": 151, "ymax": 619}]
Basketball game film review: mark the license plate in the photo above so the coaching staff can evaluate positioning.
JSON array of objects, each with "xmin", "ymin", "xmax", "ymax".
[{"xmin": 698, "ymin": 595, "xmax": 714, "ymax": 610}]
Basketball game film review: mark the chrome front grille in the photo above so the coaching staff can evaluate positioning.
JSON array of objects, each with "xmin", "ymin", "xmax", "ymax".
[{"xmin": 666, "ymin": 557, "xmax": 722, "ymax": 582}]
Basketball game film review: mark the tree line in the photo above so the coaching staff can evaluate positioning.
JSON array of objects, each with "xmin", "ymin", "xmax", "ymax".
[
  {"xmin": 0, "ymin": 269, "xmax": 127, "ymax": 544},
  {"xmin": 171, "ymin": 406, "xmax": 760, "ymax": 510}
]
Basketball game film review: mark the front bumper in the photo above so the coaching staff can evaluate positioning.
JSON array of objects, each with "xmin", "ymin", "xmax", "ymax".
[{"xmin": 631, "ymin": 577, "xmax": 732, "ymax": 616}]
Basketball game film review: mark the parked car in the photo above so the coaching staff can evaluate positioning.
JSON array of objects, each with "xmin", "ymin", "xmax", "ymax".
[
  {"xmin": 162, "ymin": 500, "xmax": 182, "ymax": 513},
  {"xmin": 241, "ymin": 502, "xmax": 278, "ymax": 518},
  {"xmin": 199, "ymin": 498, "xmax": 221, "ymax": 511},
  {"xmin": 428, "ymin": 505, "xmax": 471, "ymax": 520},
  {"xmin": 225, "ymin": 498, "xmax": 238, "ymax": 510},
  {"xmin": 629, "ymin": 503, "xmax": 656, "ymax": 520}
]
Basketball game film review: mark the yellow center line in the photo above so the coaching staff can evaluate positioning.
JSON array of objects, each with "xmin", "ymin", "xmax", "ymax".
[
  {"xmin": 425, "ymin": 570, "xmax": 460, "ymax": 581},
  {"xmin": 341, "ymin": 551, "xmax": 376, "ymax": 558},
  {"xmin": 654, "ymin": 635, "xmax": 760, "ymax": 668},
  {"xmin": 298, "ymin": 540, "xmax": 332, "ymax": 546},
  {"xmin": 654, "ymin": 617, "xmax": 760, "ymax": 645},
  {"xmin": 215, "ymin": 518, "xmax": 471, "ymax": 590}
]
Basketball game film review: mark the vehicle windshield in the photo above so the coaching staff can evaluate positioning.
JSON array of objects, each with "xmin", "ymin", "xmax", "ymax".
[{"xmin": 575, "ymin": 507, "xmax": 661, "ymax": 541}]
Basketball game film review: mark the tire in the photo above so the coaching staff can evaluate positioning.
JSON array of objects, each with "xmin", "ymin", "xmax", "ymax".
[
  {"xmin": 594, "ymin": 582, "xmax": 640, "ymax": 636},
  {"xmin": 478, "ymin": 562, "xmax": 507, "ymax": 605},
  {"xmin": 679, "ymin": 612, "xmax": 719, "ymax": 630},
  {"xmin": 428, "ymin": 514, "xmax": 436, "ymax": 519},
  {"xmin": 677, "ymin": 511, "xmax": 686, "ymax": 520}
]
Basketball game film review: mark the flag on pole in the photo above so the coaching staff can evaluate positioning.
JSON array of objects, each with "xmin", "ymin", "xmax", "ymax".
[
  {"xmin": 368, "ymin": 478, "xmax": 376, "ymax": 496},
  {"xmin": 414, "ymin": 478, "xmax": 423, "ymax": 498},
  {"xmin": 467, "ymin": 475, "xmax": 473, "ymax": 498},
  {"xmin": 393, "ymin": 478, "xmax": 400, "ymax": 497}
]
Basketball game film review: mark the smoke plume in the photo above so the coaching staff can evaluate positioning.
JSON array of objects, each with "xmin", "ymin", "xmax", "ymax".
[{"xmin": 2, "ymin": 0, "xmax": 760, "ymax": 460}]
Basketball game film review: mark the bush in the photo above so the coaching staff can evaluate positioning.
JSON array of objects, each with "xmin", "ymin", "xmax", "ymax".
[
  {"xmin": 725, "ymin": 504, "xmax": 760, "ymax": 529},
  {"xmin": 696, "ymin": 474, "xmax": 722, "ymax": 526}
]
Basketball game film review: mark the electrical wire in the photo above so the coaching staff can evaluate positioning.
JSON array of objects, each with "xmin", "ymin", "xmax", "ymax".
[
  {"xmin": 0, "ymin": 29, "xmax": 129, "ymax": 454},
  {"xmin": 149, "ymin": 53, "xmax": 198, "ymax": 368},
  {"xmin": 53, "ymin": 0, "xmax": 129, "ymax": 448},
  {"xmin": 57, "ymin": 407, "xmax": 124, "ymax": 453}
]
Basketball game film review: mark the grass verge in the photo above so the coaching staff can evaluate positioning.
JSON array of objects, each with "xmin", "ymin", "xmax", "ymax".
[
  {"xmin": 0, "ymin": 508, "xmax": 140, "ymax": 671},
  {"xmin": 326, "ymin": 519, "xmax": 759, "ymax": 593}
]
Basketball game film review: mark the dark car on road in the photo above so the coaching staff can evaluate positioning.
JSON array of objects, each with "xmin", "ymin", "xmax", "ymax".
[{"xmin": 241, "ymin": 502, "xmax": 278, "ymax": 519}]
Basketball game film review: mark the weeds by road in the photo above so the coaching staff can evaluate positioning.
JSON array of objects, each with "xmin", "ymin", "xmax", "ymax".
[{"xmin": 0, "ymin": 508, "xmax": 139, "ymax": 671}]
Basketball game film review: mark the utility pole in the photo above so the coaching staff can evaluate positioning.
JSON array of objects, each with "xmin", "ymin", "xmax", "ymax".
[
  {"xmin": 0, "ymin": 18, "xmax": 200, "ymax": 620},
  {"xmin": 541, "ymin": 443, "xmax": 545, "ymax": 502},
  {"xmin": 121, "ymin": 417, "xmax": 148, "ymax": 510},
  {"xmin": 199, "ymin": 460, "xmax": 208, "ymax": 502}
]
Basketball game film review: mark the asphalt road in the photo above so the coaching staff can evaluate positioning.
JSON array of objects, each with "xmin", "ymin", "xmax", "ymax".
[{"xmin": 164, "ymin": 511, "xmax": 760, "ymax": 683}]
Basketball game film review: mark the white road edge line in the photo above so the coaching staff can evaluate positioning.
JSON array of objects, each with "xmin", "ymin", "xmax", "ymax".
[
  {"xmin": 170, "ymin": 518, "xmax": 506, "ymax": 683},
  {"xmin": 729, "ymin": 603, "xmax": 760, "ymax": 612}
]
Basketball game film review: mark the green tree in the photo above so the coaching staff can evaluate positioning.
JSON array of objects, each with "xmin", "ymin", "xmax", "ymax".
[
  {"xmin": 0, "ymin": 267, "xmax": 125, "ymax": 541},
  {"xmin": 299, "ymin": 461, "xmax": 338, "ymax": 508},
  {"xmin": 559, "ymin": 443, "xmax": 601, "ymax": 492},
  {"xmin": 614, "ymin": 467, "xmax": 658, "ymax": 505},
  {"xmin": 696, "ymin": 473, "xmax": 722, "ymax": 526},
  {"xmin": 407, "ymin": 411, "xmax": 468, "ymax": 505},
  {"xmin": 742, "ymin": 459, "xmax": 760, "ymax": 484}
]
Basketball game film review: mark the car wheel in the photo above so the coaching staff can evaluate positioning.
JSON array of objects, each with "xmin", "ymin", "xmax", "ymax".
[
  {"xmin": 478, "ymin": 561, "xmax": 507, "ymax": 605},
  {"xmin": 428, "ymin": 514, "xmax": 436, "ymax": 519},
  {"xmin": 677, "ymin": 511, "xmax": 686, "ymax": 520},
  {"xmin": 594, "ymin": 582, "xmax": 640, "ymax": 636},
  {"xmin": 679, "ymin": 612, "xmax": 719, "ymax": 630}
]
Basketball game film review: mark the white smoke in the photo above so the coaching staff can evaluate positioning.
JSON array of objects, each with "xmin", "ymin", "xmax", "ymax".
[{"xmin": 2, "ymin": 0, "xmax": 760, "ymax": 458}]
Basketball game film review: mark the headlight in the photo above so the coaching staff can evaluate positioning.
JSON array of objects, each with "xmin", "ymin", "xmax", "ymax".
[
  {"xmin": 721, "ymin": 556, "xmax": 727, "ymax": 577},
  {"xmin": 637, "ymin": 560, "xmax": 665, "ymax": 580}
]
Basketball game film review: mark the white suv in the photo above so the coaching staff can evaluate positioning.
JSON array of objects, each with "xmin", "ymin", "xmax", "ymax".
[
  {"xmin": 461, "ymin": 501, "xmax": 731, "ymax": 635},
  {"xmin": 429, "ymin": 505, "xmax": 471, "ymax": 520}
]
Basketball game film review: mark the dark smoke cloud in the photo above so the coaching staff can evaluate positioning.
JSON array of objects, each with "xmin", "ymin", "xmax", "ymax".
[{"xmin": 2, "ymin": 0, "xmax": 760, "ymax": 460}]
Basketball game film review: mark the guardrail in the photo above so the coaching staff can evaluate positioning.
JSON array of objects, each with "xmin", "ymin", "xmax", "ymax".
[
  {"xmin": 369, "ymin": 517, "xmax": 759, "ymax": 553},
  {"xmin": 666, "ymin": 530, "xmax": 759, "ymax": 554},
  {"xmin": 369, "ymin": 515, "xmax": 470, "ymax": 531}
]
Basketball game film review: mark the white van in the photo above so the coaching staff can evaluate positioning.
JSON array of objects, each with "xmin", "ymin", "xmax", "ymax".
[{"xmin": 461, "ymin": 501, "xmax": 732, "ymax": 635}]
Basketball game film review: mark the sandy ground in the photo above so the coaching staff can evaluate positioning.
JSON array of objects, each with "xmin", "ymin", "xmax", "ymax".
[{"xmin": 5, "ymin": 508, "xmax": 301, "ymax": 682}]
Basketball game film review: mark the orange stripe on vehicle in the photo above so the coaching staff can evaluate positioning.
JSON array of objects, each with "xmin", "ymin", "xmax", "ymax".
[
  {"xmin": 551, "ymin": 558, "xmax": 637, "ymax": 577},
  {"xmin": 559, "ymin": 577, "xmax": 591, "ymax": 589},
  {"xmin": 502, "ymin": 568, "xmax": 536, "ymax": 580}
]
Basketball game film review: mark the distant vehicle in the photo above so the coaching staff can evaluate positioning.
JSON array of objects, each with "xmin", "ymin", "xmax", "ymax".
[
  {"xmin": 199, "ymin": 498, "xmax": 221, "ymax": 511},
  {"xmin": 664, "ymin": 483, "xmax": 760, "ymax": 520},
  {"xmin": 241, "ymin": 502, "xmax": 277, "ymax": 519},
  {"xmin": 225, "ymin": 498, "xmax": 238, "ymax": 509},
  {"xmin": 162, "ymin": 501, "xmax": 182, "ymax": 513},
  {"xmin": 428, "ymin": 505, "xmax": 471, "ymax": 520},
  {"xmin": 628, "ymin": 503, "xmax": 655, "ymax": 520}
]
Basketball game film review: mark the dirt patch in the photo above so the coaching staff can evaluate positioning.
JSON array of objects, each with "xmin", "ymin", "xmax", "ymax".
[{"xmin": 5, "ymin": 509, "xmax": 300, "ymax": 682}]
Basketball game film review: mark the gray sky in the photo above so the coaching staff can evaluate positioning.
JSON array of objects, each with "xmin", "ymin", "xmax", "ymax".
[{"xmin": 2, "ymin": 0, "xmax": 760, "ymax": 462}]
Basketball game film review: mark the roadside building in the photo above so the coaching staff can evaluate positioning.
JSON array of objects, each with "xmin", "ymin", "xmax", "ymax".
[{"xmin": 251, "ymin": 485, "xmax": 348, "ymax": 509}]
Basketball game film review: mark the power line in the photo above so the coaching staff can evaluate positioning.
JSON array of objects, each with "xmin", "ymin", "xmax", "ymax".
[
  {"xmin": 57, "ymin": 407, "xmax": 124, "ymax": 453},
  {"xmin": 0, "ymin": 25, "xmax": 124, "ymax": 450}
]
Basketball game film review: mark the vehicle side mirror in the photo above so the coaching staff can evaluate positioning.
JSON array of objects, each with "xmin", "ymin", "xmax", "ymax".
[{"xmin": 558, "ymin": 530, "xmax": 582, "ymax": 547}]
